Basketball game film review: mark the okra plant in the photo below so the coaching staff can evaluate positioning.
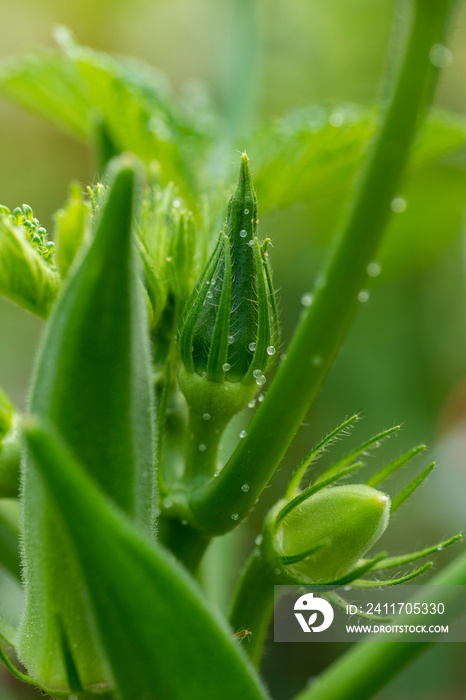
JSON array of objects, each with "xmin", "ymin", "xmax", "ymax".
[{"xmin": 0, "ymin": 0, "xmax": 465, "ymax": 699}]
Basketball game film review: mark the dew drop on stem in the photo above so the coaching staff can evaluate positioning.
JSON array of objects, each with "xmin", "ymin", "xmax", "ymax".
[{"xmin": 358, "ymin": 289, "xmax": 370, "ymax": 303}]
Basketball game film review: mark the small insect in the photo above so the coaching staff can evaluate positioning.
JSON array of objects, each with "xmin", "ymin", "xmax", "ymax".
[{"xmin": 233, "ymin": 628, "xmax": 252, "ymax": 642}]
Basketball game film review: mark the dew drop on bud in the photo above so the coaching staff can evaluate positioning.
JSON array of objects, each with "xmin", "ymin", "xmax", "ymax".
[
  {"xmin": 429, "ymin": 43, "xmax": 453, "ymax": 69},
  {"xmin": 222, "ymin": 363, "xmax": 231, "ymax": 371},
  {"xmin": 199, "ymin": 444, "xmax": 206, "ymax": 452},
  {"xmin": 231, "ymin": 513, "xmax": 239, "ymax": 521},
  {"xmin": 203, "ymin": 413, "xmax": 211, "ymax": 421},
  {"xmin": 301, "ymin": 293, "xmax": 314, "ymax": 307},
  {"xmin": 256, "ymin": 375, "xmax": 266, "ymax": 386},
  {"xmin": 240, "ymin": 229, "xmax": 248, "ymax": 238},
  {"xmin": 367, "ymin": 261, "xmax": 381, "ymax": 277},
  {"xmin": 244, "ymin": 208, "xmax": 249, "ymax": 215},
  {"xmin": 390, "ymin": 196, "xmax": 407, "ymax": 213},
  {"xmin": 329, "ymin": 111, "xmax": 344, "ymax": 127},
  {"xmin": 266, "ymin": 345, "xmax": 276, "ymax": 356},
  {"xmin": 253, "ymin": 369, "xmax": 262, "ymax": 378},
  {"xmin": 255, "ymin": 534, "xmax": 263, "ymax": 546},
  {"xmin": 358, "ymin": 290, "xmax": 370, "ymax": 303},
  {"xmin": 241, "ymin": 484, "xmax": 250, "ymax": 492},
  {"xmin": 239, "ymin": 430, "xmax": 247, "ymax": 439}
]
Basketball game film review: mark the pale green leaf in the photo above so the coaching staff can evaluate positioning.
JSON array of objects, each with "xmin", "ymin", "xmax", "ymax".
[{"xmin": 0, "ymin": 216, "xmax": 60, "ymax": 318}]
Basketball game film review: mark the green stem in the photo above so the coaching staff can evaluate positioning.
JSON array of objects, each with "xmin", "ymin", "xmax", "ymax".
[
  {"xmin": 183, "ymin": 411, "xmax": 224, "ymax": 483},
  {"xmin": 292, "ymin": 547, "xmax": 466, "ymax": 700},
  {"xmin": 158, "ymin": 514, "xmax": 209, "ymax": 573},
  {"xmin": 222, "ymin": 0, "xmax": 261, "ymax": 144},
  {"xmin": 190, "ymin": 0, "xmax": 457, "ymax": 535},
  {"xmin": 229, "ymin": 550, "xmax": 276, "ymax": 665}
]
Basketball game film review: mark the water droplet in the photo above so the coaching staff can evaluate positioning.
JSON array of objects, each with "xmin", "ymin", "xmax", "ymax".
[
  {"xmin": 367, "ymin": 261, "xmax": 382, "ymax": 277},
  {"xmin": 249, "ymin": 342, "xmax": 256, "ymax": 352},
  {"xmin": 390, "ymin": 196, "xmax": 407, "ymax": 213},
  {"xmin": 437, "ymin": 545, "xmax": 443, "ymax": 551},
  {"xmin": 222, "ymin": 362, "xmax": 231, "ymax": 371},
  {"xmin": 173, "ymin": 197, "xmax": 182, "ymax": 208},
  {"xmin": 274, "ymin": 568, "xmax": 281, "ymax": 576},
  {"xmin": 199, "ymin": 444, "xmax": 206, "ymax": 452},
  {"xmin": 258, "ymin": 393, "xmax": 265, "ymax": 402},
  {"xmin": 211, "ymin": 278, "xmax": 217, "ymax": 285},
  {"xmin": 206, "ymin": 280, "xmax": 210, "ymax": 285},
  {"xmin": 163, "ymin": 498, "xmax": 173, "ymax": 509},
  {"xmin": 214, "ymin": 471, "xmax": 220, "ymax": 477},
  {"xmin": 312, "ymin": 355, "xmax": 323, "ymax": 366},
  {"xmin": 203, "ymin": 413, "xmax": 211, "ymax": 421},
  {"xmin": 231, "ymin": 513, "xmax": 239, "ymax": 521},
  {"xmin": 248, "ymin": 240, "xmax": 254, "ymax": 246},
  {"xmin": 228, "ymin": 335, "xmax": 235, "ymax": 344},
  {"xmin": 315, "ymin": 275, "xmax": 326, "ymax": 290},
  {"xmin": 429, "ymin": 43, "xmax": 453, "ymax": 69},
  {"xmin": 253, "ymin": 369, "xmax": 262, "ymax": 378},
  {"xmin": 244, "ymin": 208, "xmax": 249, "ymax": 215},
  {"xmin": 344, "ymin": 585, "xmax": 351, "ymax": 592},
  {"xmin": 266, "ymin": 345, "xmax": 276, "ymax": 356},
  {"xmin": 239, "ymin": 430, "xmax": 247, "ymax": 439},
  {"xmin": 358, "ymin": 289, "xmax": 370, "ymax": 303},
  {"xmin": 201, "ymin": 371, "xmax": 207, "ymax": 378},
  {"xmin": 241, "ymin": 483, "xmax": 250, "ymax": 492},
  {"xmin": 301, "ymin": 293, "xmax": 314, "ymax": 307},
  {"xmin": 329, "ymin": 111, "xmax": 344, "ymax": 127},
  {"xmin": 206, "ymin": 290, "xmax": 213, "ymax": 299},
  {"xmin": 248, "ymin": 399, "xmax": 256, "ymax": 408},
  {"xmin": 240, "ymin": 229, "xmax": 248, "ymax": 238},
  {"xmin": 256, "ymin": 375, "xmax": 266, "ymax": 386},
  {"xmin": 255, "ymin": 534, "xmax": 263, "ymax": 546}
]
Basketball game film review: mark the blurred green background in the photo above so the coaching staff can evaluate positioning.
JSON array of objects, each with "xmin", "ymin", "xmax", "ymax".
[{"xmin": 1, "ymin": 0, "xmax": 466, "ymax": 698}]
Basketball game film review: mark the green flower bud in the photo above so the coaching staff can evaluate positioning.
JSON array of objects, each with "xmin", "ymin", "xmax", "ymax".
[
  {"xmin": 268, "ymin": 484, "xmax": 390, "ymax": 584},
  {"xmin": 177, "ymin": 154, "xmax": 278, "ymax": 418}
]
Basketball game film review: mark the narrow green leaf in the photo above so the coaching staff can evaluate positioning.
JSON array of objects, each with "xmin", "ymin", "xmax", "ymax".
[
  {"xmin": 276, "ymin": 461, "xmax": 364, "ymax": 527},
  {"xmin": 390, "ymin": 462, "xmax": 435, "ymax": 513},
  {"xmin": 278, "ymin": 542, "xmax": 328, "ymax": 567},
  {"xmin": 24, "ymin": 418, "xmax": 270, "ymax": 700},
  {"xmin": 366, "ymin": 444, "xmax": 427, "ymax": 487},
  {"xmin": 19, "ymin": 159, "xmax": 157, "ymax": 691},
  {"xmin": 352, "ymin": 562, "xmax": 433, "ymax": 588},
  {"xmin": 316, "ymin": 426, "xmax": 400, "ymax": 483},
  {"xmin": 286, "ymin": 414, "xmax": 360, "ymax": 498},
  {"xmin": 368, "ymin": 534, "xmax": 462, "ymax": 571}
]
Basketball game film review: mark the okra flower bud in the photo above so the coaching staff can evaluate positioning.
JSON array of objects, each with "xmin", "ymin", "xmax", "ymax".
[
  {"xmin": 177, "ymin": 154, "xmax": 279, "ymax": 421},
  {"xmin": 265, "ymin": 484, "xmax": 390, "ymax": 585}
]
